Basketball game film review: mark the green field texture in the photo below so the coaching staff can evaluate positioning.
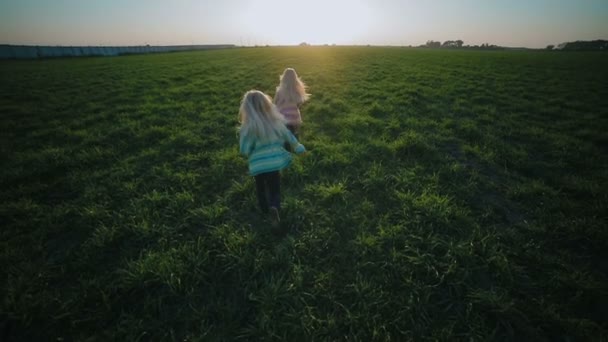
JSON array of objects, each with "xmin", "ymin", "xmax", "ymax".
[{"xmin": 1, "ymin": 47, "xmax": 607, "ymax": 340}]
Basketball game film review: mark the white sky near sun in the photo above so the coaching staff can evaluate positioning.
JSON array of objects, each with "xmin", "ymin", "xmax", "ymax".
[{"xmin": 234, "ymin": 0, "xmax": 376, "ymax": 45}]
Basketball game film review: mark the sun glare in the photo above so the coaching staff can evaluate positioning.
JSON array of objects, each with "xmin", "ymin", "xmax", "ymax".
[{"xmin": 238, "ymin": 0, "xmax": 374, "ymax": 45}]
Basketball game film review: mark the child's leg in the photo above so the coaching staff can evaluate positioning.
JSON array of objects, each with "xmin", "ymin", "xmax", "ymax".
[
  {"xmin": 254, "ymin": 174, "xmax": 269, "ymax": 213},
  {"xmin": 287, "ymin": 124, "xmax": 299, "ymax": 139},
  {"xmin": 267, "ymin": 171, "xmax": 281, "ymax": 210},
  {"xmin": 284, "ymin": 125, "xmax": 299, "ymax": 152}
]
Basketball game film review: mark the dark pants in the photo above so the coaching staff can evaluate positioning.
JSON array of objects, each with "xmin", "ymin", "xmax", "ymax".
[
  {"xmin": 286, "ymin": 124, "xmax": 299, "ymax": 137},
  {"xmin": 284, "ymin": 124, "xmax": 299, "ymax": 152},
  {"xmin": 254, "ymin": 171, "xmax": 281, "ymax": 213}
]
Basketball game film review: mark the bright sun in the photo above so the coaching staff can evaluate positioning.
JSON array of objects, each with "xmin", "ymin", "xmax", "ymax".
[{"xmin": 238, "ymin": 0, "xmax": 374, "ymax": 45}]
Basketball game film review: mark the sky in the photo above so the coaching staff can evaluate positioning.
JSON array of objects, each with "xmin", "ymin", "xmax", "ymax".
[{"xmin": 0, "ymin": 0, "xmax": 607, "ymax": 48}]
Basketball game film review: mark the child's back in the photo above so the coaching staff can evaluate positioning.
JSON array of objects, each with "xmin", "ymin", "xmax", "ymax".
[
  {"xmin": 239, "ymin": 126, "xmax": 304, "ymax": 176},
  {"xmin": 239, "ymin": 90, "xmax": 306, "ymax": 227},
  {"xmin": 274, "ymin": 68, "xmax": 310, "ymax": 134}
]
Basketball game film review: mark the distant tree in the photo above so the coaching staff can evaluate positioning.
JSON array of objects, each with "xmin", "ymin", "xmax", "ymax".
[
  {"xmin": 546, "ymin": 44, "xmax": 554, "ymax": 50},
  {"xmin": 441, "ymin": 40, "xmax": 463, "ymax": 48},
  {"xmin": 299, "ymin": 42, "xmax": 309, "ymax": 47},
  {"xmin": 478, "ymin": 43, "xmax": 499, "ymax": 49},
  {"xmin": 425, "ymin": 40, "xmax": 441, "ymax": 48},
  {"xmin": 560, "ymin": 40, "xmax": 608, "ymax": 51}
]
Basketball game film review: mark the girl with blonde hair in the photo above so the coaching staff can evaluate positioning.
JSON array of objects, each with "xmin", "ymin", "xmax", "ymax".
[
  {"xmin": 274, "ymin": 68, "xmax": 310, "ymax": 136},
  {"xmin": 239, "ymin": 90, "xmax": 306, "ymax": 226}
]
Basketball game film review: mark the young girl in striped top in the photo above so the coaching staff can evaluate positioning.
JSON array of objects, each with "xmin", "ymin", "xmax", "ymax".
[
  {"xmin": 274, "ymin": 68, "xmax": 310, "ymax": 137},
  {"xmin": 239, "ymin": 90, "xmax": 306, "ymax": 226}
]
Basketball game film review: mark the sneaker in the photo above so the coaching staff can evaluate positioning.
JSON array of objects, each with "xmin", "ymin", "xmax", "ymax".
[{"xmin": 269, "ymin": 206, "xmax": 280, "ymax": 227}]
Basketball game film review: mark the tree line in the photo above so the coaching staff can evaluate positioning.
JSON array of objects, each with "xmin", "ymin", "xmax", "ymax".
[
  {"xmin": 420, "ymin": 40, "xmax": 501, "ymax": 50},
  {"xmin": 547, "ymin": 40, "xmax": 607, "ymax": 51},
  {"xmin": 420, "ymin": 39, "xmax": 607, "ymax": 51}
]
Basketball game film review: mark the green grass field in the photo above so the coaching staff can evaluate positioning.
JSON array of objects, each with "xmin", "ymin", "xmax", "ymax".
[{"xmin": 2, "ymin": 47, "xmax": 607, "ymax": 341}]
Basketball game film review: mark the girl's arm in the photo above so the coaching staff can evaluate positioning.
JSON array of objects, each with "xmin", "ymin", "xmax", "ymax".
[{"xmin": 285, "ymin": 130, "xmax": 306, "ymax": 154}]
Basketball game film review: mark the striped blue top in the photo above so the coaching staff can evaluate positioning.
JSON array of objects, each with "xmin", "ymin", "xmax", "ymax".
[{"xmin": 239, "ymin": 129, "xmax": 306, "ymax": 176}]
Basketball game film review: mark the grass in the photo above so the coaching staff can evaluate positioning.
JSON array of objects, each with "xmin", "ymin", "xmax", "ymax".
[{"xmin": 1, "ymin": 46, "xmax": 607, "ymax": 341}]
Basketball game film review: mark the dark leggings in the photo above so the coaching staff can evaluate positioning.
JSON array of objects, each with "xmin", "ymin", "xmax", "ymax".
[
  {"xmin": 286, "ymin": 124, "xmax": 299, "ymax": 137},
  {"xmin": 284, "ymin": 124, "xmax": 299, "ymax": 152},
  {"xmin": 254, "ymin": 171, "xmax": 281, "ymax": 213}
]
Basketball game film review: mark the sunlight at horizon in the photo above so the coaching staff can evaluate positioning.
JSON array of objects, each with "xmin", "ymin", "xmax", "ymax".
[{"xmin": 236, "ymin": 0, "xmax": 375, "ymax": 45}]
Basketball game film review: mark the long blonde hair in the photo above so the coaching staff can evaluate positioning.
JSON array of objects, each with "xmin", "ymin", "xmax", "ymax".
[
  {"xmin": 274, "ymin": 68, "xmax": 310, "ymax": 106},
  {"xmin": 239, "ymin": 90, "xmax": 288, "ymax": 143}
]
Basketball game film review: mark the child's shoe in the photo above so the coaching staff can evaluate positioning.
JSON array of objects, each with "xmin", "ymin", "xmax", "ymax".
[{"xmin": 269, "ymin": 206, "xmax": 280, "ymax": 227}]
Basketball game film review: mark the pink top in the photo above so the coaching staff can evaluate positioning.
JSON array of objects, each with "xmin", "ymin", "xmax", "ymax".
[{"xmin": 279, "ymin": 106, "xmax": 302, "ymax": 125}]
